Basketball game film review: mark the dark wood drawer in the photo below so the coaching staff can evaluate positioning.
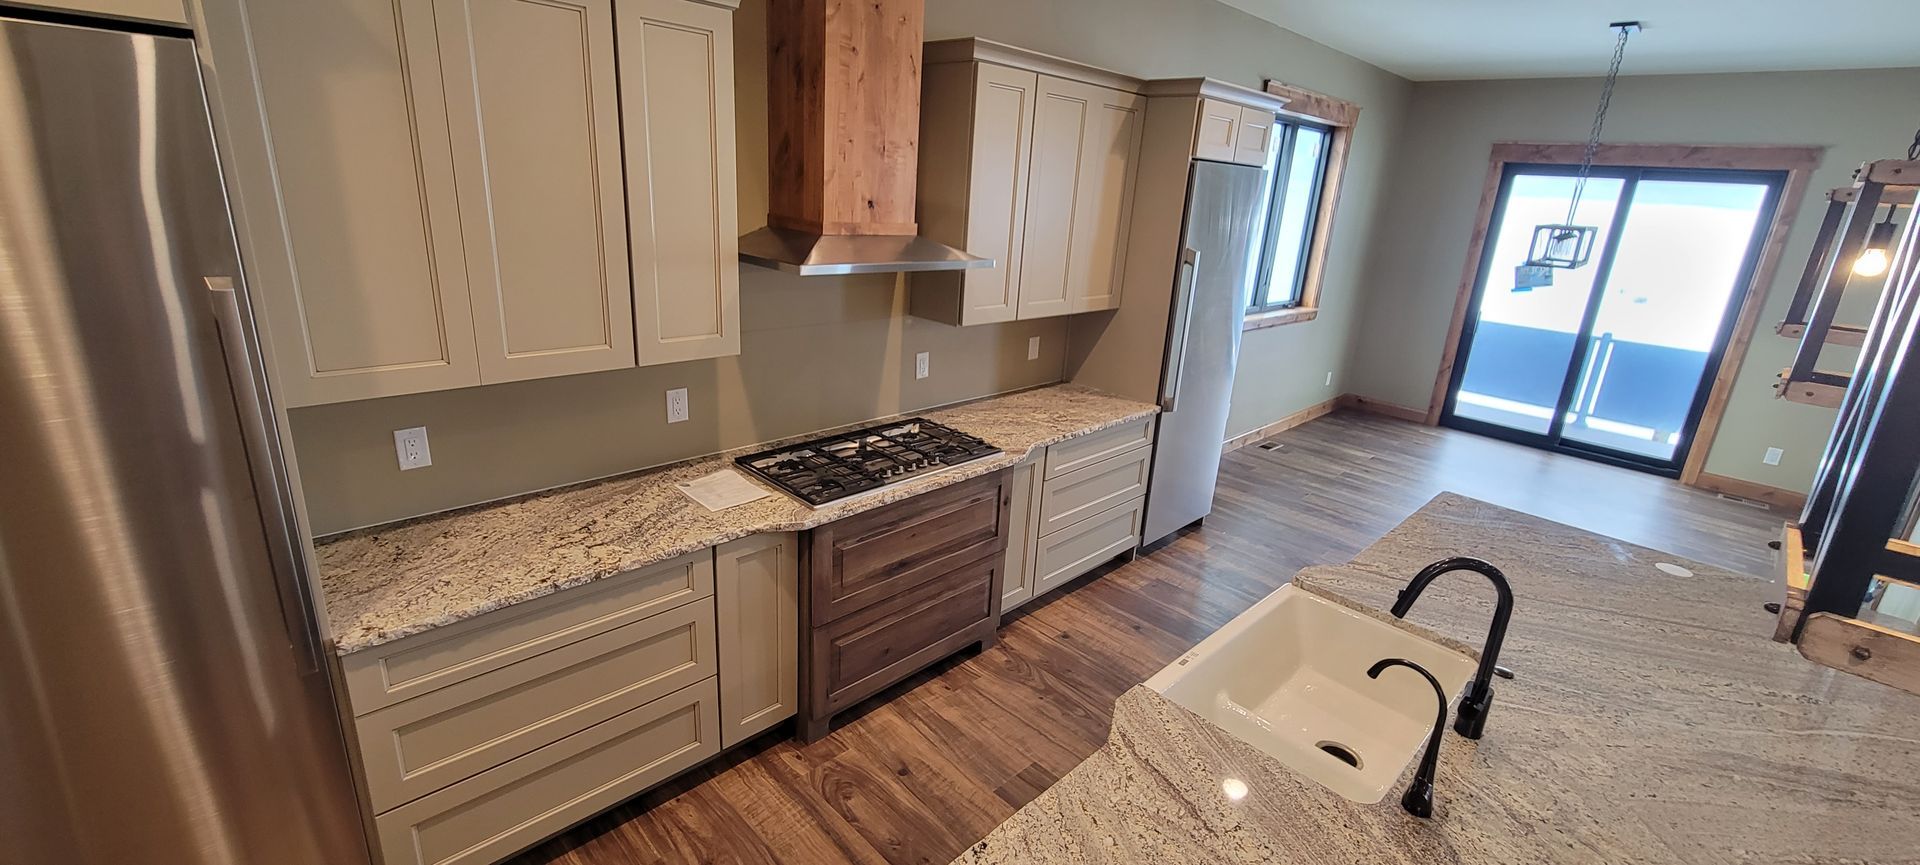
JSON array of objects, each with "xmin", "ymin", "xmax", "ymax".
[
  {"xmin": 811, "ymin": 551, "xmax": 999, "ymax": 716},
  {"xmin": 806, "ymin": 469, "xmax": 1010, "ymax": 624}
]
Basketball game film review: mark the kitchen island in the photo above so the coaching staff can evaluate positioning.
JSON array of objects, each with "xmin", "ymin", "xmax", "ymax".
[{"xmin": 957, "ymin": 493, "xmax": 1920, "ymax": 864}]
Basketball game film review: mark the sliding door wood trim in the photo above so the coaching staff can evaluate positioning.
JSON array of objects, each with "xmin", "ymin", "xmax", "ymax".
[{"xmin": 1424, "ymin": 142, "xmax": 1822, "ymax": 487}]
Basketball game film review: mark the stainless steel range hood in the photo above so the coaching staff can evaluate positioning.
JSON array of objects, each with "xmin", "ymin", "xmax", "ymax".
[
  {"xmin": 745, "ymin": 0, "xmax": 991, "ymax": 276},
  {"xmin": 738, "ymin": 226, "xmax": 990, "ymax": 276}
]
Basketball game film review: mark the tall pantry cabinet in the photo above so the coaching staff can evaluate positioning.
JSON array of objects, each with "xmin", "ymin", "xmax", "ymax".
[{"xmin": 202, "ymin": 0, "xmax": 741, "ymax": 407}]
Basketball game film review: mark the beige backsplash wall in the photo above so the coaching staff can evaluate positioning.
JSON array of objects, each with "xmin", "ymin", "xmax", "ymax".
[{"xmin": 290, "ymin": 0, "xmax": 1414, "ymax": 533}]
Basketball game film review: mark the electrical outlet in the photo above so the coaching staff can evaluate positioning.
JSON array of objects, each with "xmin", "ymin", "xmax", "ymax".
[
  {"xmin": 1763, "ymin": 446, "xmax": 1784, "ymax": 466},
  {"xmin": 1325, "ymin": 371, "xmax": 1333, "ymax": 387},
  {"xmin": 915, "ymin": 351, "xmax": 930, "ymax": 380},
  {"xmin": 393, "ymin": 426, "xmax": 432, "ymax": 471},
  {"xmin": 666, "ymin": 387, "xmax": 690, "ymax": 424},
  {"xmin": 1027, "ymin": 336, "xmax": 1041, "ymax": 360}
]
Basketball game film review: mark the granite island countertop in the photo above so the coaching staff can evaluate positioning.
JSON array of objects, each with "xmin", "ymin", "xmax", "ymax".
[
  {"xmin": 958, "ymin": 493, "xmax": 1920, "ymax": 864},
  {"xmin": 315, "ymin": 384, "xmax": 1156, "ymax": 655}
]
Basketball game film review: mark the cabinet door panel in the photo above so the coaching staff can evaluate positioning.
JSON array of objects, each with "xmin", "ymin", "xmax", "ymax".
[
  {"xmin": 1193, "ymin": 97, "xmax": 1240, "ymax": 163},
  {"xmin": 1015, "ymin": 75, "xmax": 1090, "ymax": 320},
  {"xmin": 1234, "ymin": 106, "xmax": 1276, "ymax": 167},
  {"xmin": 1066, "ymin": 84, "xmax": 1144, "ymax": 313},
  {"xmin": 715, "ymin": 533, "xmax": 799, "ymax": 748},
  {"xmin": 247, "ymin": 0, "xmax": 479, "ymax": 404},
  {"xmin": 999, "ymin": 454, "xmax": 1042, "ymax": 612},
  {"xmin": 437, "ymin": 0, "xmax": 635, "ymax": 383},
  {"xmin": 962, "ymin": 63, "xmax": 1038, "ymax": 325},
  {"xmin": 617, "ymin": 0, "xmax": 741, "ymax": 365}
]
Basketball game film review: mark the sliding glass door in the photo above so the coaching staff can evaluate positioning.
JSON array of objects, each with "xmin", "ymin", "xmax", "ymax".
[{"xmin": 1442, "ymin": 164, "xmax": 1782, "ymax": 474}]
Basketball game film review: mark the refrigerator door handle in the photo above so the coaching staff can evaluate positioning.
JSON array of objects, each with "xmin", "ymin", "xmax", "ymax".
[
  {"xmin": 205, "ymin": 276, "xmax": 324, "ymax": 674},
  {"xmin": 1159, "ymin": 247, "xmax": 1201, "ymax": 412}
]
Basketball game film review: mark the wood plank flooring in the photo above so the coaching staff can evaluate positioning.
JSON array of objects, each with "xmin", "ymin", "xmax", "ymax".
[{"xmin": 512, "ymin": 411, "xmax": 1784, "ymax": 865}]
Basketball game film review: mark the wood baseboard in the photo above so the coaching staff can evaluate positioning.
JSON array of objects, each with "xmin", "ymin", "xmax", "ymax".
[
  {"xmin": 1222, "ymin": 397, "xmax": 1339, "ymax": 453},
  {"xmin": 1335, "ymin": 393, "xmax": 1429, "ymax": 424},
  {"xmin": 1692, "ymin": 471, "xmax": 1807, "ymax": 512}
]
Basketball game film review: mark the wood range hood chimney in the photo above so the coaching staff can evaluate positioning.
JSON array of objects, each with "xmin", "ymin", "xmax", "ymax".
[{"xmin": 737, "ymin": 0, "xmax": 990, "ymax": 276}]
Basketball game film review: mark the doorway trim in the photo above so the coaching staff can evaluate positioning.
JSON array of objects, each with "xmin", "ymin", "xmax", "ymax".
[{"xmin": 1425, "ymin": 141, "xmax": 1823, "ymax": 485}]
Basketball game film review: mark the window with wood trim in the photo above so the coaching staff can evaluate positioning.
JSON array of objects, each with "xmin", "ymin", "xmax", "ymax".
[
  {"xmin": 1243, "ymin": 80, "xmax": 1360, "ymax": 330},
  {"xmin": 1247, "ymin": 119, "xmax": 1333, "ymax": 314}
]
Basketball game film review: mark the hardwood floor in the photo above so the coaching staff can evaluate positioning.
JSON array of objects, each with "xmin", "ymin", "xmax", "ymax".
[{"xmin": 512, "ymin": 411, "xmax": 1784, "ymax": 865}]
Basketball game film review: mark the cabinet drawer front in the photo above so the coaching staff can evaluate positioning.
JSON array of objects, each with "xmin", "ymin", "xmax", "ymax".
[
  {"xmin": 1033, "ymin": 496, "xmax": 1144, "ymax": 596},
  {"xmin": 343, "ymin": 550, "xmax": 714, "ymax": 713},
  {"xmin": 1043, "ymin": 416, "xmax": 1154, "ymax": 480},
  {"xmin": 374, "ymin": 677, "xmax": 720, "ymax": 865},
  {"xmin": 816, "ymin": 555, "xmax": 997, "ymax": 714},
  {"xmin": 1193, "ymin": 97, "xmax": 1240, "ymax": 163},
  {"xmin": 1037, "ymin": 443, "xmax": 1149, "ymax": 536},
  {"xmin": 811, "ymin": 470, "xmax": 1009, "ymax": 623},
  {"xmin": 358, "ymin": 599, "xmax": 715, "ymax": 811}
]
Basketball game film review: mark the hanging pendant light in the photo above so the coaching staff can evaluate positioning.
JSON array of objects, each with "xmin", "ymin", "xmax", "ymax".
[{"xmin": 1522, "ymin": 21, "xmax": 1641, "ymax": 275}]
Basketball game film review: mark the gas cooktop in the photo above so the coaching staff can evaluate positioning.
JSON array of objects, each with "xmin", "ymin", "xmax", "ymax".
[{"xmin": 733, "ymin": 418, "xmax": 1001, "ymax": 507}]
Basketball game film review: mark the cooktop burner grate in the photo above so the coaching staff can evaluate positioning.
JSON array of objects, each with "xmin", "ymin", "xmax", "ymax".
[{"xmin": 734, "ymin": 418, "xmax": 1001, "ymax": 506}]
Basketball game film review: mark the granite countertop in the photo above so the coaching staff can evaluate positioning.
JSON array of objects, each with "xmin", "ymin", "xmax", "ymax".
[
  {"xmin": 315, "ymin": 384, "xmax": 1157, "ymax": 655},
  {"xmin": 958, "ymin": 493, "xmax": 1920, "ymax": 864}
]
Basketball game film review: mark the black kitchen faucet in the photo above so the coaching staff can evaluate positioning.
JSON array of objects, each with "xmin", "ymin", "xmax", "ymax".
[{"xmin": 1390, "ymin": 556, "xmax": 1514, "ymax": 740}]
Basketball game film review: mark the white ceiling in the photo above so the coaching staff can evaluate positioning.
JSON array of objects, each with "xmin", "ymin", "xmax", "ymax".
[{"xmin": 1217, "ymin": 0, "xmax": 1920, "ymax": 81}]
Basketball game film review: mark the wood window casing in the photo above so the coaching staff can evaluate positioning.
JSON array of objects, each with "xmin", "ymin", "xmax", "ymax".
[{"xmin": 1243, "ymin": 80, "xmax": 1361, "ymax": 331}]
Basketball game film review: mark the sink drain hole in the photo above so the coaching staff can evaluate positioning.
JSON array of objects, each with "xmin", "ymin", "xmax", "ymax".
[{"xmin": 1316, "ymin": 741, "xmax": 1362, "ymax": 768}]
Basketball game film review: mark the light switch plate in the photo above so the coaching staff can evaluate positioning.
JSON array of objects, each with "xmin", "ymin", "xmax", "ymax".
[
  {"xmin": 666, "ymin": 388, "xmax": 690, "ymax": 424},
  {"xmin": 394, "ymin": 426, "xmax": 431, "ymax": 471},
  {"xmin": 1027, "ymin": 336, "xmax": 1041, "ymax": 360},
  {"xmin": 1763, "ymin": 447, "xmax": 1784, "ymax": 466},
  {"xmin": 915, "ymin": 351, "xmax": 930, "ymax": 380}
]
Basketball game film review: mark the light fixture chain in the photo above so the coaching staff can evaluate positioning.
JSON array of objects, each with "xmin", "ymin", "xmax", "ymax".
[{"xmin": 1565, "ymin": 25, "xmax": 1633, "ymax": 227}]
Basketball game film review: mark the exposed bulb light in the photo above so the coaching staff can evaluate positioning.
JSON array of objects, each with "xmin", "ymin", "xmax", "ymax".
[
  {"xmin": 1853, "ymin": 210, "xmax": 1899, "ymax": 278},
  {"xmin": 1854, "ymin": 247, "xmax": 1890, "ymax": 278}
]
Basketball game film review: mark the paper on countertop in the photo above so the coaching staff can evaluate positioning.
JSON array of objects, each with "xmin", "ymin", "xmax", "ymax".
[{"xmin": 676, "ymin": 468, "xmax": 773, "ymax": 511}]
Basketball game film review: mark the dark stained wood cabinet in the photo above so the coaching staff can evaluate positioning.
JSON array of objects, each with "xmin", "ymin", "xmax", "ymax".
[{"xmin": 797, "ymin": 469, "xmax": 1010, "ymax": 741}]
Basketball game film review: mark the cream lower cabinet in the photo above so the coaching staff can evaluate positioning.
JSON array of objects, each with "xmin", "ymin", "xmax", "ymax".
[
  {"xmin": 210, "ymin": 0, "xmax": 738, "ymax": 407},
  {"xmin": 342, "ymin": 534, "xmax": 794, "ymax": 865},
  {"xmin": 1000, "ymin": 416, "xmax": 1156, "ymax": 612},
  {"xmin": 912, "ymin": 40, "xmax": 1146, "ymax": 327},
  {"xmin": 999, "ymin": 453, "xmax": 1044, "ymax": 612},
  {"xmin": 714, "ymin": 533, "xmax": 799, "ymax": 747}
]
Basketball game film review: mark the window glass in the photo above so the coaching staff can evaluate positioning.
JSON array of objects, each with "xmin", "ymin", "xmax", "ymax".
[{"xmin": 1249, "ymin": 123, "xmax": 1330, "ymax": 312}]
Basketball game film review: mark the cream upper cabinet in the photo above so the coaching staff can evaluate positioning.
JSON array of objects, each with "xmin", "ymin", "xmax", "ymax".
[
  {"xmin": 1060, "ymin": 79, "xmax": 1145, "ymax": 313},
  {"xmin": 909, "ymin": 61, "xmax": 1038, "ymax": 327},
  {"xmin": 1193, "ymin": 97, "xmax": 1242, "ymax": 164},
  {"xmin": 1193, "ymin": 98, "xmax": 1277, "ymax": 168},
  {"xmin": 15, "ymin": 0, "xmax": 184, "ymax": 23},
  {"xmin": 1234, "ymin": 106, "xmax": 1277, "ymax": 167},
  {"xmin": 912, "ymin": 40, "xmax": 1145, "ymax": 327},
  {"xmin": 617, "ymin": 0, "xmax": 742, "ymax": 366},
  {"xmin": 713, "ymin": 533, "xmax": 798, "ymax": 748},
  {"xmin": 240, "ymin": 0, "xmax": 483, "ymax": 406},
  {"xmin": 219, "ymin": 0, "xmax": 737, "ymax": 406},
  {"xmin": 438, "ymin": 0, "xmax": 636, "ymax": 383}
]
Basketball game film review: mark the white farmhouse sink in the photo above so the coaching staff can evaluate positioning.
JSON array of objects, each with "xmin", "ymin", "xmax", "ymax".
[{"xmin": 1145, "ymin": 583, "xmax": 1477, "ymax": 803}]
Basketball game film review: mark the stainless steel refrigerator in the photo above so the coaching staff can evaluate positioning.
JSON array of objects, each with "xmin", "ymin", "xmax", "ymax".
[
  {"xmin": 1141, "ymin": 159, "xmax": 1264, "ymax": 547},
  {"xmin": 0, "ymin": 16, "xmax": 371, "ymax": 865}
]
